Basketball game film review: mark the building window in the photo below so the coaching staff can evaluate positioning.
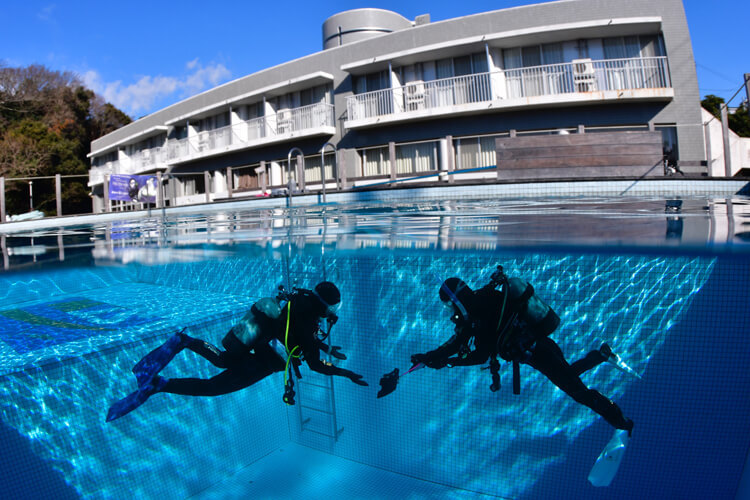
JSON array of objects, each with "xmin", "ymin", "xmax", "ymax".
[
  {"xmin": 395, "ymin": 141, "xmax": 438, "ymax": 175},
  {"xmin": 354, "ymin": 70, "xmax": 389, "ymax": 94},
  {"xmin": 360, "ymin": 146, "xmax": 389, "ymax": 177},
  {"xmin": 455, "ymin": 136, "xmax": 498, "ymax": 170},
  {"xmin": 434, "ymin": 52, "xmax": 488, "ymax": 80}
]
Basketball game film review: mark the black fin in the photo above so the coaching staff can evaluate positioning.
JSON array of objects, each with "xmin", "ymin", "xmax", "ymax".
[{"xmin": 377, "ymin": 368, "xmax": 400, "ymax": 398}]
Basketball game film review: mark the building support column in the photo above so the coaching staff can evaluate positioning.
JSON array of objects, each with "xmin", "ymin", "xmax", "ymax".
[
  {"xmin": 721, "ymin": 105, "xmax": 732, "ymax": 177},
  {"xmin": 704, "ymin": 120, "xmax": 713, "ymax": 176},
  {"xmin": 204, "ymin": 171, "xmax": 211, "ymax": 203},
  {"xmin": 389, "ymin": 141, "xmax": 397, "ymax": 181},
  {"xmin": 156, "ymin": 172, "xmax": 163, "ymax": 208},
  {"xmin": 226, "ymin": 167, "xmax": 233, "ymax": 199},
  {"xmin": 445, "ymin": 135, "xmax": 454, "ymax": 184},
  {"xmin": 104, "ymin": 175, "xmax": 111, "ymax": 212},
  {"xmin": 0, "ymin": 177, "xmax": 5, "ymax": 223},
  {"xmin": 55, "ymin": 174, "xmax": 62, "ymax": 216}
]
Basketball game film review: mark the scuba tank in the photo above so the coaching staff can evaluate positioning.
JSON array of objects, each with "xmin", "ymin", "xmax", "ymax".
[
  {"xmin": 506, "ymin": 277, "xmax": 560, "ymax": 338},
  {"xmin": 486, "ymin": 266, "xmax": 560, "ymax": 394},
  {"xmin": 225, "ymin": 297, "xmax": 282, "ymax": 351}
]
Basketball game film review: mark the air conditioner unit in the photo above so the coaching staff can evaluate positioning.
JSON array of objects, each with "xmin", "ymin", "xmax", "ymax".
[{"xmin": 572, "ymin": 58, "xmax": 597, "ymax": 91}]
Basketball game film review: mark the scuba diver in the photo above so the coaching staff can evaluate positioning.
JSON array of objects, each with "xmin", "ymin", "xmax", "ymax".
[
  {"xmin": 107, "ymin": 281, "xmax": 367, "ymax": 422},
  {"xmin": 409, "ymin": 267, "xmax": 636, "ymax": 436}
]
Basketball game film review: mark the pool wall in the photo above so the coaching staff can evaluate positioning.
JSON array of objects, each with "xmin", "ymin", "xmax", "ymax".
[{"xmin": 1, "ymin": 250, "xmax": 749, "ymax": 498}]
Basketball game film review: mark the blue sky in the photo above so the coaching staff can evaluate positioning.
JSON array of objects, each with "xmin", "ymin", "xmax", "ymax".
[{"xmin": 1, "ymin": 1, "xmax": 747, "ymax": 119}]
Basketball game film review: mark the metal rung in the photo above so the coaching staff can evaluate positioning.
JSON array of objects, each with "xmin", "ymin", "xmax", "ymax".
[
  {"xmin": 301, "ymin": 404, "xmax": 334, "ymax": 415},
  {"xmin": 297, "ymin": 381, "xmax": 331, "ymax": 389},
  {"xmin": 301, "ymin": 427, "xmax": 339, "ymax": 440}
]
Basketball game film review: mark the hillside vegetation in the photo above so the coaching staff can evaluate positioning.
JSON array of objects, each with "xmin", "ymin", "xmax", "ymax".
[{"xmin": 0, "ymin": 63, "xmax": 131, "ymax": 216}]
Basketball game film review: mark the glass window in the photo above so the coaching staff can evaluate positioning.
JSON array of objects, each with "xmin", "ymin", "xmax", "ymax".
[
  {"xmin": 603, "ymin": 37, "xmax": 626, "ymax": 59},
  {"xmin": 472, "ymin": 52, "xmax": 489, "ymax": 73},
  {"xmin": 453, "ymin": 56, "xmax": 472, "ymax": 76},
  {"xmin": 503, "ymin": 48, "xmax": 522, "ymax": 69},
  {"xmin": 521, "ymin": 46, "xmax": 541, "ymax": 67},
  {"xmin": 396, "ymin": 142, "xmax": 437, "ymax": 174},
  {"xmin": 455, "ymin": 136, "xmax": 498, "ymax": 170},
  {"xmin": 541, "ymin": 43, "xmax": 564, "ymax": 64},
  {"xmin": 436, "ymin": 58, "xmax": 454, "ymax": 79},
  {"xmin": 361, "ymin": 147, "xmax": 389, "ymax": 177}
]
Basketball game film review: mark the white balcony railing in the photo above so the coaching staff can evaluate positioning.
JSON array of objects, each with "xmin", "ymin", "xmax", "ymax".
[
  {"xmin": 165, "ymin": 103, "xmax": 335, "ymax": 164},
  {"xmin": 129, "ymin": 146, "xmax": 166, "ymax": 173},
  {"xmin": 88, "ymin": 162, "xmax": 118, "ymax": 186},
  {"xmin": 347, "ymin": 56, "xmax": 671, "ymax": 122}
]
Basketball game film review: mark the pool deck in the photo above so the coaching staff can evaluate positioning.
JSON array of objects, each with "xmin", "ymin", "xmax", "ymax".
[{"xmin": 1, "ymin": 178, "xmax": 748, "ymax": 234}]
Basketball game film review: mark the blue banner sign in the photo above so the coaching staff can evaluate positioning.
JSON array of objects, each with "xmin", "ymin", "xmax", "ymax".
[{"xmin": 109, "ymin": 174, "xmax": 158, "ymax": 203}]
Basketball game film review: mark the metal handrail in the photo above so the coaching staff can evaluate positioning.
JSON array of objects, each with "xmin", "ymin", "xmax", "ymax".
[{"xmin": 320, "ymin": 143, "xmax": 336, "ymax": 203}]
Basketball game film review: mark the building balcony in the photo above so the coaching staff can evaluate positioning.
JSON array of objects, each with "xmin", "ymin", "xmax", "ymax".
[
  {"xmin": 345, "ymin": 56, "xmax": 672, "ymax": 129},
  {"xmin": 129, "ymin": 146, "xmax": 167, "ymax": 174},
  {"xmin": 166, "ymin": 103, "xmax": 336, "ymax": 166},
  {"xmin": 88, "ymin": 163, "xmax": 118, "ymax": 187}
]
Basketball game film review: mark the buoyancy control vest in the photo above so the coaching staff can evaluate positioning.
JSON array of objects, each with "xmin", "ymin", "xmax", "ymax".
[{"xmin": 496, "ymin": 277, "xmax": 560, "ymax": 362}]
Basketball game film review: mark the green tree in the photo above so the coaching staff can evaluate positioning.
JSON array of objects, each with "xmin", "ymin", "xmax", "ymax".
[
  {"xmin": 701, "ymin": 94, "xmax": 750, "ymax": 138},
  {"xmin": 701, "ymin": 94, "xmax": 724, "ymax": 119},
  {"xmin": 728, "ymin": 103, "xmax": 750, "ymax": 137},
  {"xmin": 0, "ymin": 62, "xmax": 131, "ymax": 216}
]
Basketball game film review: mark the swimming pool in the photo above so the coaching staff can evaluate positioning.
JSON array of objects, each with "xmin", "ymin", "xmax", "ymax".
[{"xmin": 1, "ymin": 183, "xmax": 749, "ymax": 499}]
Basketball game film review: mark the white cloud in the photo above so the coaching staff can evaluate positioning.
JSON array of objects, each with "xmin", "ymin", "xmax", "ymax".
[
  {"xmin": 38, "ymin": 4, "xmax": 56, "ymax": 23},
  {"xmin": 82, "ymin": 60, "xmax": 231, "ymax": 117}
]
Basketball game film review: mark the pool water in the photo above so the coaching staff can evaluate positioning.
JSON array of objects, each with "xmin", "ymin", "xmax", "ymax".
[{"xmin": 1, "ymin": 193, "xmax": 749, "ymax": 499}]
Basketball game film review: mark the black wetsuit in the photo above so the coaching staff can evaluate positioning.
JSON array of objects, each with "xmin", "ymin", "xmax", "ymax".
[
  {"xmin": 419, "ymin": 282, "xmax": 632, "ymax": 431},
  {"xmin": 160, "ymin": 292, "xmax": 360, "ymax": 397}
]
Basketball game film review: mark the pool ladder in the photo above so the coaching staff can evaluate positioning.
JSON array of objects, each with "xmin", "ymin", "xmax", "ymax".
[{"xmin": 293, "ymin": 360, "xmax": 344, "ymax": 447}]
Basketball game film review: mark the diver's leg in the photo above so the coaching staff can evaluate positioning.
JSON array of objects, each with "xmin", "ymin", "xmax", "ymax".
[
  {"xmin": 159, "ymin": 354, "xmax": 275, "ymax": 397},
  {"xmin": 570, "ymin": 348, "xmax": 608, "ymax": 376},
  {"xmin": 526, "ymin": 337, "xmax": 633, "ymax": 433},
  {"xmin": 182, "ymin": 338, "xmax": 230, "ymax": 369}
]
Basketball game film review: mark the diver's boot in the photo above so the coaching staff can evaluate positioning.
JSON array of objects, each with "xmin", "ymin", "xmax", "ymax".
[
  {"xmin": 133, "ymin": 330, "xmax": 191, "ymax": 387},
  {"xmin": 600, "ymin": 343, "xmax": 642, "ymax": 380},
  {"xmin": 623, "ymin": 418, "xmax": 634, "ymax": 438}
]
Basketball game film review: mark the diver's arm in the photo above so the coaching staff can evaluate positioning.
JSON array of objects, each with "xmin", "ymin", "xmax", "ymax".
[
  {"xmin": 411, "ymin": 333, "xmax": 464, "ymax": 368},
  {"xmin": 445, "ymin": 347, "xmax": 490, "ymax": 367},
  {"xmin": 305, "ymin": 353, "xmax": 368, "ymax": 385},
  {"xmin": 316, "ymin": 340, "xmax": 347, "ymax": 360}
]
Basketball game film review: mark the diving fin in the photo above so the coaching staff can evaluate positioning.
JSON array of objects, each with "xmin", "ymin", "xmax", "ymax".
[
  {"xmin": 106, "ymin": 376, "xmax": 167, "ymax": 422},
  {"xmin": 607, "ymin": 353, "xmax": 642, "ymax": 379},
  {"xmin": 377, "ymin": 363, "xmax": 425, "ymax": 398},
  {"xmin": 132, "ymin": 329, "xmax": 189, "ymax": 386},
  {"xmin": 601, "ymin": 344, "xmax": 642, "ymax": 380},
  {"xmin": 588, "ymin": 428, "xmax": 630, "ymax": 486},
  {"xmin": 377, "ymin": 368, "xmax": 400, "ymax": 398}
]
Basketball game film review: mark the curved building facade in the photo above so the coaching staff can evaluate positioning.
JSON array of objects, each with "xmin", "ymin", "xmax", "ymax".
[
  {"xmin": 88, "ymin": 0, "xmax": 702, "ymax": 212},
  {"xmin": 322, "ymin": 8, "xmax": 413, "ymax": 50}
]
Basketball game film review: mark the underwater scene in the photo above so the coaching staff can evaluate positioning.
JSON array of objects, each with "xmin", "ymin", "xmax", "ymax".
[{"xmin": 0, "ymin": 195, "xmax": 749, "ymax": 499}]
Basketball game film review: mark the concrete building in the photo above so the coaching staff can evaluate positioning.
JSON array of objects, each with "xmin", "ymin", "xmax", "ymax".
[
  {"xmin": 88, "ymin": 0, "xmax": 705, "ymax": 211},
  {"xmin": 703, "ymin": 108, "xmax": 750, "ymax": 177}
]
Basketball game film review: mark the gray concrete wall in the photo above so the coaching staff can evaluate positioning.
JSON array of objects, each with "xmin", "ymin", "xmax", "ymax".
[{"xmin": 93, "ymin": 0, "xmax": 703, "ymax": 172}]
